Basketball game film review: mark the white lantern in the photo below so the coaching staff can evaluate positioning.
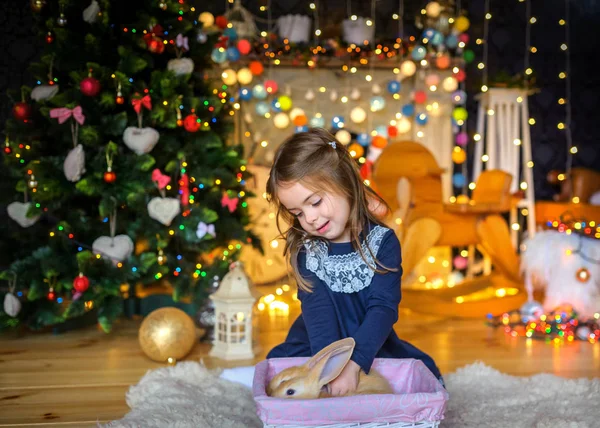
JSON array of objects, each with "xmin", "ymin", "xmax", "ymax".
[
  {"xmin": 221, "ymin": 69, "xmax": 237, "ymax": 86},
  {"xmin": 273, "ymin": 112, "xmax": 290, "ymax": 129},
  {"xmin": 237, "ymin": 68, "xmax": 253, "ymax": 85},
  {"xmin": 305, "ymin": 89, "xmax": 316, "ymax": 101},
  {"xmin": 209, "ymin": 262, "xmax": 260, "ymax": 360},
  {"xmin": 397, "ymin": 117, "xmax": 412, "ymax": 134},
  {"xmin": 350, "ymin": 106, "xmax": 367, "ymax": 124},
  {"xmin": 289, "ymin": 107, "xmax": 305, "ymax": 121},
  {"xmin": 199, "ymin": 12, "xmax": 215, "ymax": 27},
  {"xmin": 400, "ymin": 60, "xmax": 417, "ymax": 77},
  {"xmin": 335, "ymin": 129, "xmax": 352, "ymax": 145},
  {"xmin": 442, "ymin": 76, "xmax": 459, "ymax": 92}
]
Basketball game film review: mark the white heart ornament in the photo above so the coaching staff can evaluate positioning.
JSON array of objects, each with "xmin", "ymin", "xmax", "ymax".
[
  {"xmin": 92, "ymin": 235, "xmax": 134, "ymax": 264},
  {"xmin": 167, "ymin": 58, "xmax": 195, "ymax": 76},
  {"xmin": 63, "ymin": 144, "xmax": 86, "ymax": 182},
  {"xmin": 7, "ymin": 202, "xmax": 40, "ymax": 228},
  {"xmin": 83, "ymin": 0, "xmax": 100, "ymax": 23},
  {"xmin": 123, "ymin": 126, "xmax": 159, "ymax": 155},
  {"xmin": 148, "ymin": 197, "xmax": 180, "ymax": 226},
  {"xmin": 4, "ymin": 293, "xmax": 21, "ymax": 317},
  {"xmin": 31, "ymin": 84, "xmax": 59, "ymax": 101}
]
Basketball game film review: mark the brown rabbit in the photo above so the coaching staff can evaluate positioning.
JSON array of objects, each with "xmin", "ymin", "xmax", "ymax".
[{"xmin": 267, "ymin": 338, "xmax": 393, "ymax": 399}]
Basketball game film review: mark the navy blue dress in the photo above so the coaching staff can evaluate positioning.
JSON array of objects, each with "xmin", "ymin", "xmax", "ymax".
[{"xmin": 267, "ymin": 224, "xmax": 441, "ymax": 379}]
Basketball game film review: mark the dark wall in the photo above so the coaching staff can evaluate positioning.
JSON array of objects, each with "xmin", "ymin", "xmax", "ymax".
[
  {"xmin": 465, "ymin": 0, "xmax": 600, "ymax": 199},
  {"xmin": 2, "ymin": 0, "xmax": 599, "ymax": 201}
]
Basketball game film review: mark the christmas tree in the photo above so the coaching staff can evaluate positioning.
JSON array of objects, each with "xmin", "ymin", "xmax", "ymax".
[{"xmin": 1, "ymin": 0, "xmax": 258, "ymax": 332}]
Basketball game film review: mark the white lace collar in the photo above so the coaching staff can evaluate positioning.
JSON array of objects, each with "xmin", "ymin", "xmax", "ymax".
[{"xmin": 304, "ymin": 225, "xmax": 389, "ymax": 293}]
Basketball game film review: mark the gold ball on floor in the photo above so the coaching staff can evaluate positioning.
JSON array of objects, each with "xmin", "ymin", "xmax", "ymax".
[{"xmin": 138, "ymin": 307, "xmax": 197, "ymax": 363}]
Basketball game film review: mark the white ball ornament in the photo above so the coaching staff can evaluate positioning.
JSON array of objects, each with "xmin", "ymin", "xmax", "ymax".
[
  {"xmin": 397, "ymin": 117, "xmax": 412, "ymax": 134},
  {"xmin": 426, "ymin": 2, "xmax": 442, "ymax": 18},
  {"xmin": 221, "ymin": 69, "xmax": 237, "ymax": 86},
  {"xmin": 350, "ymin": 106, "xmax": 367, "ymax": 124},
  {"xmin": 335, "ymin": 129, "xmax": 352, "ymax": 145},
  {"xmin": 237, "ymin": 68, "xmax": 253, "ymax": 85},
  {"xmin": 273, "ymin": 112, "xmax": 290, "ymax": 129},
  {"xmin": 400, "ymin": 60, "xmax": 417, "ymax": 77},
  {"xmin": 442, "ymin": 76, "xmax": 459, "ymax": 92},
  {"xmin": 289, "ymin": 107, "xmax": 305, "ymax": 121}
]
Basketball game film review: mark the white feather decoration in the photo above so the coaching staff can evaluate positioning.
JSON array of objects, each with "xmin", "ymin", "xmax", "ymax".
[{"xmin": 521, "ymin": 230, "xmax": 600, "ymax": 317}]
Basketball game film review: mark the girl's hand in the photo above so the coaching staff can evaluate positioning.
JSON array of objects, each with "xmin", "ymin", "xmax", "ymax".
[{"xmin": 328, "ymin": 360, "xmax": 361, "ymax": 396}]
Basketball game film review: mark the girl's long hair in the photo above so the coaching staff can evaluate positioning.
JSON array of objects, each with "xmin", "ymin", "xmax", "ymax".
[{"xmin": 266, "ymin": 128, "xmax": 394, "ymax": 291}]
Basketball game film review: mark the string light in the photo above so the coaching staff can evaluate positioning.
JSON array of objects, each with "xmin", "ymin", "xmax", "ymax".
[
  {"xmin": 562, "ymin": 0, "xmax": 575, "ymax": 176},
  {"xmin": 480, "ymin": 0, "xmax": 491, "ymax": 92}
]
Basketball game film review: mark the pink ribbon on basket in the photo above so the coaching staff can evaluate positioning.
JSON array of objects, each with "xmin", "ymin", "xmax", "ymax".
[
  {"xmin": 50, "ymin": 106, "xmax": 85, "ymax": 125},
  {"xmin": 176, "ymin": 33, "xmax": 189, "ymax": 51}
]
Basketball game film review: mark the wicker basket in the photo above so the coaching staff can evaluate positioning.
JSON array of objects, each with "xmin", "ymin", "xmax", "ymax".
[{"xmin": 254, "ymin": 358, "xmax": 448, "ymax": 428}]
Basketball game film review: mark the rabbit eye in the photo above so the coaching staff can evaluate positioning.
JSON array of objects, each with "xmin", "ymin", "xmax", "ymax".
[{"xmin": 286, "ymin": 388, "xmax": 295, "ymax": 396}]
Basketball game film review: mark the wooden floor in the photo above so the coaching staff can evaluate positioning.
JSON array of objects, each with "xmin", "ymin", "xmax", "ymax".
[{"xmin": 1, "ymin": 285, "xmax": 599, "ymax": 427}]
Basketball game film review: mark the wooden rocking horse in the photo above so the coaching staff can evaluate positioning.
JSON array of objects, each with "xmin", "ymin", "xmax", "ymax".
[{"xmin": 372, "ymin": 141, "xmax": 526, "ymax": 317}]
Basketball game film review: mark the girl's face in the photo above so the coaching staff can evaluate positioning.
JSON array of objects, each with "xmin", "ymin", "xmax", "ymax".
[{"xmin": 277, "ymin": 181, "xmax": 351, "ymax": 243}]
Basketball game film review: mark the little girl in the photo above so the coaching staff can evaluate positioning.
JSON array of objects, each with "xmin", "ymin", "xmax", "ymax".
[{"xmin": 266, "ymin": 128, "xmax": 442, "ymax": 396}]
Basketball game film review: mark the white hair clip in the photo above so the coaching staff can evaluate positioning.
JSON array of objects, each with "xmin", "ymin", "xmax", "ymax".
[{"xmin": 328, "ymin": 141, "xmax": 337, "ymax": 149}]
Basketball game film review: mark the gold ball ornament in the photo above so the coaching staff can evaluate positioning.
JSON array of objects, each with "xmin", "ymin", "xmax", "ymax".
[{"xmin": 138, "ymin": 307, "xmax": 197, "ymax": 362}]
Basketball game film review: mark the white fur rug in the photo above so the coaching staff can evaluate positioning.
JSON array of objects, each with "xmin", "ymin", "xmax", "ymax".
[{"xmin": 102, "ymin": 361, "xmax": 600, "ymax": 428}]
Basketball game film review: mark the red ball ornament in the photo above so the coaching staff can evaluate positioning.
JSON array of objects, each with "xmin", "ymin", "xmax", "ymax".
[
  {"xmin": 215, "ymin": 15, "xmax": 228, "ymax": 29},
  {"xmin": 47, "ymin": 289, "xmax": 56, "ymax": 301},
  {"xmin": 237, "ymin": 39, "xmax": 251, "ymax": 55},
  {"xmin": 147, "ymin": 36, "xmax": 165, "ymax": 54},
  {"xmin": 183, "ymin": 114, "xmax": 201, "ymax": 132},
  {"xmin": 46, "ymin": 31, "xmax": 54, "ymax": 44},
  {"xmin": 387, "ymin": 125, "xmax": 398, "ymax": 138},
  {"xmin": 116, "ymin": 95, "xmax": 125, "ymax": 105},
  {"xmin": 13, "ymin": 102, "xmax": 32, "ymax": 121},
  {"xmin": 4, "ymin": 145, "xmax": 12, "ymax": 155},
  {"xmin": 413, "ymin": 90, "xmax": 427, "ymax": 104},
  {"xmin": 73, "ymin": 273, "xmax": 90, "ymax": 293},
  {"xmin": 455, "ymin": 69, "xmax": 467, "ymax": 82},
  {"xmin": 104, "ymin": 168, "xmax": 117, "ymax": 183},
  {"xmin": 264, "ymin": 80, "xmax": 278, "ymax": 95},
  {"xmin": 80, "ymin": 77, "xmax": 101, "ymax": 97}
]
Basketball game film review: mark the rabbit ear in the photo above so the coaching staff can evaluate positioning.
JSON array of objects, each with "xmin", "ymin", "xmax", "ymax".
[{"xmin": 306, "ymin": 338, "xmax": 355, "ymax": 388}]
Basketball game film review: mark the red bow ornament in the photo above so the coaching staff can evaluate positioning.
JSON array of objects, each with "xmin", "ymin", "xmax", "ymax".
[{"xmin": 131, "ymin": 94, "xmax": 152, "ymax": 114}]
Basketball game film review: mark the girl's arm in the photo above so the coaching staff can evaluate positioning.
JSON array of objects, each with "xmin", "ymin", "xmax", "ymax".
[
  {"xmin": 297, "ymin": 250, "xmax": 343, "ymax": 355},
  {"xmin": 350, "ymin": 230, "xmax": 402, "ymax": 373}
]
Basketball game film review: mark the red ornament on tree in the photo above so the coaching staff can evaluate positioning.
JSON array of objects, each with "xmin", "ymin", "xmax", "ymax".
[
  {"xmin": 73, "ymin": 273, "xmax": 90, "ymax": 293},
  {"xmin": 387, "ymin": 125, "xmax": 398, "ymax": 138},
  {"xmin": 47, "ymin": 288, "xmax": 56, "ymax": 301},
  {"xmin": 45, "ymin": 31, "xmax": 54, "ymax": 44},
  {"xmin": 183, "ymin": 114, "xmax": 201, "ymax": 132},
  {"xmin": 13, "ymin": 102, "xmax": 31, "ymax": 121},
  {"xmin": 146, "ymin": 36, "xmax": 165, "ymax": 54},
  {"xmin": 215, "ymin": 15, "xmax": 228, "ymax": 29},
  {"xmin": 81, "ymin": 76, "xmax": 101, "ymax": 97},
  {"xmin": 104, "ymin": 167, "xmax": 117, "ymax": 183}
]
